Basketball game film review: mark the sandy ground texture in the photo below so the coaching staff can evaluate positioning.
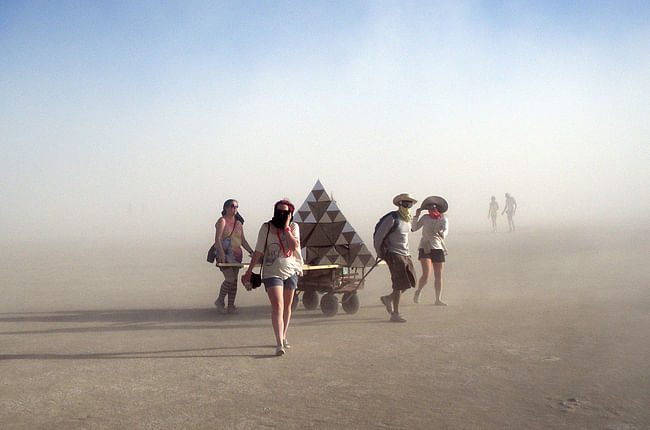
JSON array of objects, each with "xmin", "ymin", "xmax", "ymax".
[{"xmin": 1, "ymin": 226, "xmax": 648, "ymax": 429}]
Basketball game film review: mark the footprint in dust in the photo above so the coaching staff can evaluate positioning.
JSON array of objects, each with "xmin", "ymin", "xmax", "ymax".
[
  {"xmin": 542, "ymin": 356, "xmax": 561, "ymax": 362},
  {"xmin": 558, "ymin": 398, "xmax": 582, "ymax": 412}
]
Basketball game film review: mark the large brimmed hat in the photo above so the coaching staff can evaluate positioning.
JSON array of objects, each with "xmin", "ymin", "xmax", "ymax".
[
  {"xmin": 420, "ymin": 196, "xmax": 448, "ymax": 213},
  {"xmin": 392, "ymin": 193, "xmax": 418, "ymax": 206}
]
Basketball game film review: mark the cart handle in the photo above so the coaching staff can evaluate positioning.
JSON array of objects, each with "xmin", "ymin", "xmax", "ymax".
[{"xmin": 357, "ymin": 258, "xmax": 383, "ymax": 285}]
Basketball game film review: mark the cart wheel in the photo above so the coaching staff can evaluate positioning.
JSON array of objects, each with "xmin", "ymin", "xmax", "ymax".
[
  {"xmin": 320, "ymin": 293, "xmax": 339, "ymax": 317},
  {"xmin": 291, "ymin": 291, "xmax": 300, "ymax": 311},
  {"xmin": 302, "ymin": 290, "xmax": 319, "ymax": 310},
  {"xmin": 341, "ymin": 292, "xmax": 360, "ymax": 314}
]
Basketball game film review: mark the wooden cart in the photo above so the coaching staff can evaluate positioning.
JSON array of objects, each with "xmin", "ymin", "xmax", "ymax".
[
  {"xmin": 295, "ymin": 261, "xmax": 382, "ymax": 316},
  {"xmin": 217, "ymin": 260, "xmax": 382, "ymax": 317}
]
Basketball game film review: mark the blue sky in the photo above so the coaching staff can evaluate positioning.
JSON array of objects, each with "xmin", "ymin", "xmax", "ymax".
[{"xmin": 1, "ymin": 1, "xmax": 648, "ymax": 242}]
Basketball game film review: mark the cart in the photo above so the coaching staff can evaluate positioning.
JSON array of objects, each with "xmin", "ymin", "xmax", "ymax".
[
  {"xmin": 295, "ymin": 260, "xmax": 383, "ymax": 316},
  {"xmin": 216, "ymin": 259, "xmax": 382, "ymax": 317}
]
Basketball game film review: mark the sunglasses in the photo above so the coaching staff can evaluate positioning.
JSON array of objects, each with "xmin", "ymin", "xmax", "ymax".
[
  {"xmin": 229, "ymin": 204, "xmax": 238, "ymax": 209},
  {"xmin": 399, "ymin": 201, "xmax": 413, "ymax": 208}
]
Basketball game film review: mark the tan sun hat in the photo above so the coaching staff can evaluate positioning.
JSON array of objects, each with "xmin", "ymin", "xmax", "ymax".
[
  {"xmin": 392, "ymin": 193, "xmax": 418, "ymax": 206},
  {"xmin": 420, "ymin": 196, "xmax": 448, "ymax": 213}
]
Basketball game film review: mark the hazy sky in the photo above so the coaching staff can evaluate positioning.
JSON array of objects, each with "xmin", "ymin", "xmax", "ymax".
[{"xmin": 1, "ymin": 1, "xmax": 648, "ymax": 244}]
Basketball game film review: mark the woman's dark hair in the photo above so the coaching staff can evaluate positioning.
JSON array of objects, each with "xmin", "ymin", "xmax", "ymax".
[
  {"xmin": 274, "ymin": 199, "xmax": 295, "ymax": 213},
  {"xmin": 221, "ymin": 199, "xmax": 244, "ymax": 224},
  {"xmin": 270, "ymin": 199, "xmax": 295, "ymax": 228}
]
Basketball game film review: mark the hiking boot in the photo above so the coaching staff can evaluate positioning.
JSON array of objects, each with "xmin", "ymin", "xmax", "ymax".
[
  {"xmin": 380, "ymin": 295, "xmax": 393, "ymax": 314},
  {"xmin": 413, "ymin": 289, "xmax": 422, "ymax": 304},
  {"xmin": 390, "ymin": 312, "xmax": 407, "ymax": 323},
  {"xmin": 214, "ymin": 299, "xmax": 226, "ymax": 314}
]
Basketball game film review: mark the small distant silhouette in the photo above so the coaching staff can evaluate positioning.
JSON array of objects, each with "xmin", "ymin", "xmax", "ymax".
[
  {"xmin": 501, "ymin": 193, "xmax": 517, "ymax": 232},
  {"xmin": 488, "ymin": 196, "xmax": 499, "ymax": 232}
]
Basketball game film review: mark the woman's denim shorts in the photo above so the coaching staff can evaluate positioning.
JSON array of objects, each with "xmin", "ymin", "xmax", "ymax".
[{"xmin": 263, "ymin": 273, "xmax": 298, "ymax": 290}]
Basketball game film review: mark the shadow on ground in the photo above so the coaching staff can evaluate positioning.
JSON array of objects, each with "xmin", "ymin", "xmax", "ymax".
[
  {"xmin": 0, "ymin": 304, "xmax": 383, "ymax": 337},
  {"xmin": 0, "ymin": 345, "xmax": 284, "ymax": 361}
]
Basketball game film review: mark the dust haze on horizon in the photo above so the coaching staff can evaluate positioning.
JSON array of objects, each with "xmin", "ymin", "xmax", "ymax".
[{"xmin": 1, "ymin": 1, "xmax": 648, "ymax": 246}]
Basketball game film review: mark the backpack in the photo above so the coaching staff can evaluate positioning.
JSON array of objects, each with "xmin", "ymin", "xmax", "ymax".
[{"xmin": 373, "ymin": 211, "xmax": 398, "ymax": 258}]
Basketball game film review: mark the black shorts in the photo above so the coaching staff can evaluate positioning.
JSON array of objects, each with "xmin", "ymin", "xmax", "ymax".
[{"xmin": 418, "ymin": 248, "xmax": 446, "ymax": 263}]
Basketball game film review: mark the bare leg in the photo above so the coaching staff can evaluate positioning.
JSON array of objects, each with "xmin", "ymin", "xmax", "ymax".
[
  {"xmin": 433, "ymin": 262, "xmax": 446, "ymax": 305},
  {"xmin": 415, "ymin": 258, "xmax": 432, "ymax": 303},
  {"xmin": 282, "ymin": 288, "xmax": 294, "ymax": 342},
  {"xmin": 266, "ymin": 286, "xmax": 284, "ymax": 346},
  {"xmin": 391, "ymin": 289, "xmax": 402, "ymax": 313},
  {"xmin": 417, "ymin": 258, "xmax": 432, "ymax": 290}
]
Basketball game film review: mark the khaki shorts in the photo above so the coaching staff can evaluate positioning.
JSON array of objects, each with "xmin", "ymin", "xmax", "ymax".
[{"xmin": 385, "ymin": 253, "xmax": 416, "ymax": 291}]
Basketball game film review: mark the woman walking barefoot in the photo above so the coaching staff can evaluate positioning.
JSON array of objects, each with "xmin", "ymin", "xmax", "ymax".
[{"xmin": 411, "ymin": 196, "xmax": 449, "ymax": 306}]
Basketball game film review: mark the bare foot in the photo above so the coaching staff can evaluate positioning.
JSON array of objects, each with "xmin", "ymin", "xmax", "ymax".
[{"xmin": 413, "ymin": 289, "xmax": 422, "ymax": 304}]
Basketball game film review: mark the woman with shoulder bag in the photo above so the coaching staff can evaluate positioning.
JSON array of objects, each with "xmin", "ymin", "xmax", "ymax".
[
  {"xmin": 214, "ymin": 199, "xmax": 253, "ymax": 314},
  {"xmin": 242, "ymin": 199, "xmax": 303, "ymax": 356}
]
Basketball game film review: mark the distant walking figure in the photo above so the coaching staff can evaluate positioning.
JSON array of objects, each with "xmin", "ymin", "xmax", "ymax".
[
  {"xmin": 214, "ymin": 199, "xmax": 254, "ymax": 314},
  {"xmin": 502, "ymin": 193, "xmax": 517, "ymax": 232},
  {"xmin": 412, "ymin": 196, "xmax": 449, "ymax": 306},
  {"xmin": 488, "ymin": 196, "xmax": 499, "ymax": 232}
]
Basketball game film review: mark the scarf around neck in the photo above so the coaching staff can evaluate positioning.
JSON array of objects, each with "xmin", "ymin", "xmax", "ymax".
[
  {"xmin": 428, "ymin": 209, "xmax": 442, "ymax": 220},
  {"xmin": 398, "ymin": 206, "xmax": 412, "ymax": 223}
]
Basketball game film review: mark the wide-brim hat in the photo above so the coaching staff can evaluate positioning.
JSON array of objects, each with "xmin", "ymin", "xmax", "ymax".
[
  {"xmin": 420, "ymin": 196, "xmax": 448, "ymax": 213},
  {"xmin": 393, "ymin": 193, "xmax": 418, "ymax": 206}
]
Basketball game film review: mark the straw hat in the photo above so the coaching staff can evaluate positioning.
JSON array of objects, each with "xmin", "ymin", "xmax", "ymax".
[
  {"xmin": 392, "ymin": 193, "xmax": 418, "ymax": 206},
  {"xmin": 420, "ymin": 196, "xmax": 448, "ymax": 213}
]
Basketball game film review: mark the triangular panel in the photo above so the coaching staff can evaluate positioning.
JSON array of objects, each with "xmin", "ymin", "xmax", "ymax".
[
  {"xmin": 351, "ymin": 257, "xmax": 364, "ymax": 267},
  {"xmin": 326, "ymin": 201, "xmax": 340, "ymax": 212},
  {"xmin": 308, "ymin": 201, "xmax": 331, "ymax": 221},
  {"xmin": 329, "ymin": 211, "xmax": 347, "ymax": 222},
  {"xmin": 318, "ymin": 211, "xmax": 333, "ymax": 224},
  {"xmin": 312, "ymin": 189, "xmax": 325, "ymax": 201},
  {"xmin": 335, "ymin": 235, "xmax": 349, "ymax": 245},
  {"xmin": 349, "ymin": 233, "xmax": 363, "ymax": 244},
  {"xmin": 317, "ymin": 189, "xmax": 331, "ymax": 202},
  {"xmin": 323, "ymin": 222, "xmax": 346, "ymax": 244},
  {"xmin": 304, "ymin": 225, "xmax": 332, "ymax": 247},
  {"xmin": 334, "ymin": 255, "xmax": 347, "ymax": 265},
  {"xmin": 299, "ymin": 223, "xmax": 316, "ymax": 243},
  {"xmin": 302, "ymin": 213, "xmax": 317, "ymax": 223},
  {"xmin": 313, "ymin": 179, "xmax": 325, "ymax": 191}
]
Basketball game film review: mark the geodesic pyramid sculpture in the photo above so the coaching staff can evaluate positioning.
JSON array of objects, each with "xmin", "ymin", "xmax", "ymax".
[{"xmin": 294, "ymin": 180, "xmax": 375, "ymax": 267}]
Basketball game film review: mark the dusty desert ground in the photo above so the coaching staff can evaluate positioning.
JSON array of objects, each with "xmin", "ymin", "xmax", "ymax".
[{"xmin": 1, "ymin": 225, "xmax": 648, "ymax": 429}]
